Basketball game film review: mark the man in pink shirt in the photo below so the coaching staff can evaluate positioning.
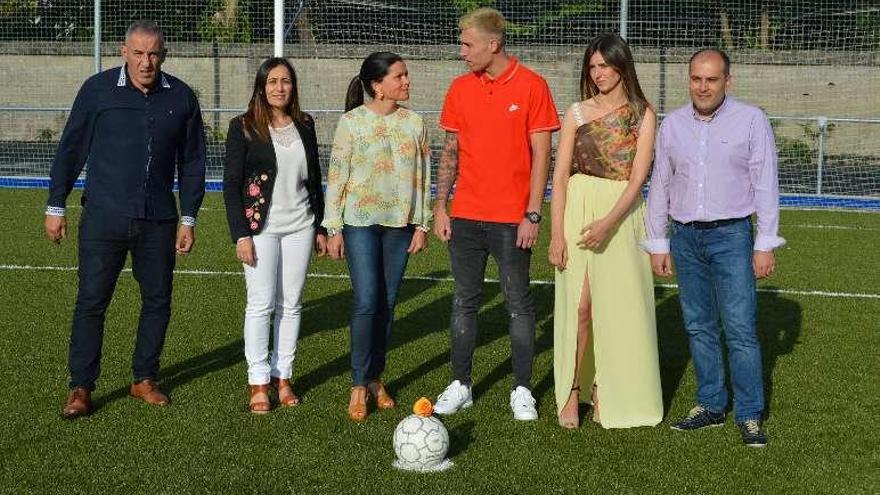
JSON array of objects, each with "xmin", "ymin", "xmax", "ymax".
[{"xmin": 644, "ymin": 49, "xmax": 785, "ymax": 447}]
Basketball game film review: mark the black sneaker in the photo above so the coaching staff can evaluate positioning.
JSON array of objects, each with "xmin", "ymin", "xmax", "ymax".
[
  {"xmin": 737, "ymin": 419, "xmax": 768, "ymax": 447},
  {"xmin": 670, "ymin": 405, "xmax": 725, "ymax": 431}
]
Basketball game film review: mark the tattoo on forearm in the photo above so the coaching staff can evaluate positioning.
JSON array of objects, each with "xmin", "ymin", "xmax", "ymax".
[{"xmin": 435, "ymin": 132, "xmax": 459, "ymax": 205}]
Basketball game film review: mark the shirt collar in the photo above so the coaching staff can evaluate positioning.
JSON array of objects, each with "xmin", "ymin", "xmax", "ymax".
[
  {"xmin": 117, "ymin": 64, "xmax": 171, "ymax": 90},
  {"xmin": 692, "ymin": 95, "xmax": 730, "ymax": 122},
  {"xmin": 478, "ymin": 57, "xmax": 519, "ymax": 86}
]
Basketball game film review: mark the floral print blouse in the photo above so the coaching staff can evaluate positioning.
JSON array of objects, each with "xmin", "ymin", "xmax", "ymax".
[{"xmin": 322, "ymin": 105, "xmax": 432, "ymax": 232}]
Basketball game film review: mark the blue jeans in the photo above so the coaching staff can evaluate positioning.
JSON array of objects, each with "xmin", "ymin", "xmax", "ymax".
[
  {"xmin": 670, "ymin": 217, "xmax": 764, "ymax": 423},
  {"xmin": 69, "ymin": 205, "xmax": 177, "ymax": 390},
  {"xmin": 448, "ymin": 219, "xmax": 535, "ymax": 389},
  {"xmin": 343, "ymin": 224, "xmax": 414, "ymax": 386}
]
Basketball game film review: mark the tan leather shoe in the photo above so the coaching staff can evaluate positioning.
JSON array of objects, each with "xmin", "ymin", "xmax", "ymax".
[
  {"xmin": 62, "ymin": 387, "xmax": 92, "ymax": 419},
  {"xmin": 270, "ymin": 378, "xmax": 301, "ymax": 407},
  {"xmin": 348, "ymin": 386, "xmax": 367, "ymax": 422},
  {"xmin": 367, "ymin": 381, "xmax": 396, "ymax": 410},
  {"xmin": 129, "ymin": 379, "xmax": 170, "ymax": 406},
  {"xmin": 249, "ymin": 384, "xmax": 271, "ymax": 414}
]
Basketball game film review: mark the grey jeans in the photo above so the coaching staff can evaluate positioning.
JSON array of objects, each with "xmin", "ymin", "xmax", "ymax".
[{"xmin": 448, "ymin": 218, "xmax": 535, "ymax": 389}]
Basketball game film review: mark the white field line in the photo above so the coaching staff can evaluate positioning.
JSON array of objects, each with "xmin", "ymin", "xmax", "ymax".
[
  {"xmin": 779, "ymin": 223, "xmax": 880, "ymax": 231},
  {"xmin": 2, "ymin": 264, "xmax": 878, "ymax": 300}
]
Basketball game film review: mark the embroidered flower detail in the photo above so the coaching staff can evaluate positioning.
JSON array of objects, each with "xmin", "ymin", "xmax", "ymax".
[{"xmin": 243, "ymin": 173, "xmax": 270, "ymax": 232}]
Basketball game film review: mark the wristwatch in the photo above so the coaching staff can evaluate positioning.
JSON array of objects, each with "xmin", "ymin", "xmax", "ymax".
[{"xmin": 525, "ymin": 211, "xmax": 542, "ymax": 224}]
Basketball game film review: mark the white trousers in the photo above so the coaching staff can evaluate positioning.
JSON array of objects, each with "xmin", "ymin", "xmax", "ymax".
[{"xmin": 243, "ymin": 227, "xmax": 314, "ymax": 385}]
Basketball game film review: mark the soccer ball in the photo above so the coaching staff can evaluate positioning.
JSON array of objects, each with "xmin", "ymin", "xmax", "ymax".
[{"xmin": 392, "ymin": 414, "xmax": 453, "ymax": 471}]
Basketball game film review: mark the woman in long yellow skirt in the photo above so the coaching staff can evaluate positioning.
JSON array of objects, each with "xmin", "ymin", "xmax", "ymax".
[{"xmin": 549, "ymin": 33, "xmax": 663, "ymax": 429}]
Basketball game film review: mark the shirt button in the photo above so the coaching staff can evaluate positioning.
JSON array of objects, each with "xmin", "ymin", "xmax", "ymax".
[
  {"xmin": 699, "ymin": 183, "xmax": 703, "ymax": 187},
  {"xmin": 699, "ymin": 161, "xmax": 704, "ymax": 166}
]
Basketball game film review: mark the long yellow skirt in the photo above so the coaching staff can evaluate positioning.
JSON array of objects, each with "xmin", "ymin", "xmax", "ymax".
[{"xmin": 553, "ymin": 174, "xmax": 663, "ymax": 428}]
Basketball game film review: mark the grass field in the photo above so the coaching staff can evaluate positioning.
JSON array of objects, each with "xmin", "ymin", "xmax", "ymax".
[{"xmin": 1, "ymin": 188, "xmax": 879, "ymax": 494}]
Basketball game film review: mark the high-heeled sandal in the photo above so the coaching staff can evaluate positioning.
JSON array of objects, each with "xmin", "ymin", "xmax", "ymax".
[
  {"xmin": 348, "ymin": 386, "xmax": 367, "ymax": 422},
  {"xmin": 367, "ymin": 381, "xmax": 396, "ymax": 410},
  {"xmin": 271, "ymin": 377, "xmax": 301, "ymax": 407},
  {"xmin": 248, "ymin": 384, "xmax": 271, "ymax": 414},
  {"xmin": 590, "ymin": 383, "xmax": 601, "ymax": 424},
  {"xmin": 558, "ymin": 386, "xmax": 580, "ymax": 429}
]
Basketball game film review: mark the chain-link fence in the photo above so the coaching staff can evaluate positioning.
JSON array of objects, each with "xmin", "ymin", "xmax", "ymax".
[{"xmin": 1, "ymin": 1, "xmax": 878, "ymax": 206}]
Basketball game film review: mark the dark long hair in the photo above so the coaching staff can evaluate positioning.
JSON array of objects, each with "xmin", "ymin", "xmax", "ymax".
[
  {"xmin": 580, "ymin": 33, "xmax": 650, "ymax": 119},
  {"xmin": 242, "ymin": 57, "xmax": 303, "ymax": 142},
  {"xmin": 344, "ymin": 51, "xmax": 404, "ymax": 112}
]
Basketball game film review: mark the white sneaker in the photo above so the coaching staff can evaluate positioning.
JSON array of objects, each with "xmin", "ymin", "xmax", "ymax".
[
  {"xmin": 434, "ymin": 380, "xmax": 473, "ymax": 415},
  {"xmin": 510, "ymin": 386, "xmax": 538, "ymax": 421}
]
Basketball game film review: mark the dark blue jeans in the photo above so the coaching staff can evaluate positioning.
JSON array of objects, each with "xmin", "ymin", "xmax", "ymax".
[
  {"xmin": 69, "ymin": 205, "xmax": 177, "ymax": 390},
  {"xmin": 343, "ymin": 224, "xmax": 414, "ymax": 386},
  {"xmin": 670, "ymin": 217, "xmax": 764, "ymax": 423},
  {"xmin": 448, "ymin": 219, "xmax": 535, "ymax": 389}
]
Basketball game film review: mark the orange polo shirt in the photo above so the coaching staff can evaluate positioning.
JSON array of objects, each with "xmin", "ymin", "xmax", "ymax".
[{"xmin": 439, "ymin": 57, "xmax": 560, "ymax": 223}]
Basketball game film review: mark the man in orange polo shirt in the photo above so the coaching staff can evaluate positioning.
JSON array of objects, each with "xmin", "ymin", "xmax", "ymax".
[{"xmin": 432, "ymin": 7, "xmax": 560, "ymax": 421}]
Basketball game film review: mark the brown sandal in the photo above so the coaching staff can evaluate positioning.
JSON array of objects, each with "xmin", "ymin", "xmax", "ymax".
[
  {"xmin": 558, "ymin": 386, "xmax": 580, "ymax": 429},
  {"xmin": 249, "ymin": 384, "xmax": 271, "ymax": 414},
  {"xmin": 367, "ymin": 381, "xmax": 396, "ymax": 410},
  {"xmin": 271, "ymin": 378, "xmax": 301, "ymax": 407},
  {"xmin": 348, "ymin": 386, "xmax": 367, "ymax": 422}
]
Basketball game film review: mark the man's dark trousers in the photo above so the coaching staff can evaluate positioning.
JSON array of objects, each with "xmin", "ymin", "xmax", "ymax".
[{"xmin": 68, "ymin": 204, "xmax": 177, "ymax": 390}]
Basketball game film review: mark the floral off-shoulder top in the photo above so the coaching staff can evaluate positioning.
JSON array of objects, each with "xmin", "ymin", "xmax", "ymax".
[
  {"xmin": 570, "ymin": 101, "xmax": 644, "ymax": 181},
  {"xmin": 321, "ymin": 105, "xmax": 432, "ymax": 232}
]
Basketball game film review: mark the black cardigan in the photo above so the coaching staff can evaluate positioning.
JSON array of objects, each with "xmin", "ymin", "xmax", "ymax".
[{"xmin": 223, "ymin": 114, "xmax": 325, "ymax": 243}]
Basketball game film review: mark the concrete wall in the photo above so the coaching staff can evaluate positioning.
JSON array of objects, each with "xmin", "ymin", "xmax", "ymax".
[{"xmin": 2, "ymin": 52, "xmax": 878, "ymax": 154}]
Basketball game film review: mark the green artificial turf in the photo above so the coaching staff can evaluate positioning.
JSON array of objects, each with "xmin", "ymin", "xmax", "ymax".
[{"xmin": 0, "ymin": 189, "xmax": 878, "ymax": 494}]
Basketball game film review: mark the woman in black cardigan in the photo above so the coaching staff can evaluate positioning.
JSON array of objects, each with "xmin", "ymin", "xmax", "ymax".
[{"xmin": 223, "ymin": 57, "xmax": 326, "ymax": 414}]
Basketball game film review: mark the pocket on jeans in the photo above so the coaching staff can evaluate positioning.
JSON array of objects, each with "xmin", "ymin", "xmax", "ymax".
[{"xmin": 720, "ymin": 219, "xmax": 752, "ymax": 237}]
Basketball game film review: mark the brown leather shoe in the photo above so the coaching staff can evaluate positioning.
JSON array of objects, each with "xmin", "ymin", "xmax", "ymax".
[
  {"xmin": 270, "ymin": 378, "xmax": 301, "ymax": 407},
  {"xmin": 249, "ymin": 384, "xmax": 271, "ymax": 414},
  {"xmin": 129, "ymin": 379, "xmax": 170, "ymax": 406},
  {"xmin": 367, "ymin": 381, "xmax": 396, "ymax": 410},
  {"xmin": 62, "ymin": 387, "xmax": 92, "ymax": 419},
  {"xmin": 348, "ymin": 386, "xmax": 367, "ymax": 422}
]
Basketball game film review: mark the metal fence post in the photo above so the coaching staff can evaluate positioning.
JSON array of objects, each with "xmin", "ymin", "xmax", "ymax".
[
  {"xmin": 816, "ymin": 116, "xmax": 828, "ymax": 195},
  {"xmin": 274, "ymin": 0, "xmax": 284, "ymax": 57},
  {"xmin": 94, "ymin": 0, "xmax": 101, "ymax": 74},
  {"xmin": 619, "ymin": 0, "xmax": 629, "ymax": 39}
]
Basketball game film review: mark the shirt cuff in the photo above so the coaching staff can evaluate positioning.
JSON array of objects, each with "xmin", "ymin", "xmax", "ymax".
[
  {"xmin": 416, "ymin": 224, "xmax": 430, "ymax": 233},
  {"xmin": 180, "ymin": 216, "xmax": 196, "ymax": 227},
  {"xmin": 754, "ymin": 234, "xmax": 786, "ymax": 252},
  {"xmin": 641, "ymin": 238, "xmax": 670, "ymax": 254},
  {"xmin": 46, "ymin": 206, "xmax": 65, "ymax": 217}
]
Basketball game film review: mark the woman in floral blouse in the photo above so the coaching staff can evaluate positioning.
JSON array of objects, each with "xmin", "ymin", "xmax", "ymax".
[
  {"xmin": 223, "ymin": 58, "xmax": 326, "ymax": 414},
  {"xmin": 323, "ymin": 51, "xmax": 432, "ymax": 422}
]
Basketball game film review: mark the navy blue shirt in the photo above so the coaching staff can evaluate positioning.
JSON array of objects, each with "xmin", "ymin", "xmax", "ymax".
[{"xmin": 48, "ymin": 66, "xmax": 206, "ymax": 222}]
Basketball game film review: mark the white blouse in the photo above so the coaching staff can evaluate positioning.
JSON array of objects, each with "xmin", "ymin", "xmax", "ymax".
[{"xmin": 263, "ymin": 122, "xmax": 314, "ymax": 235}]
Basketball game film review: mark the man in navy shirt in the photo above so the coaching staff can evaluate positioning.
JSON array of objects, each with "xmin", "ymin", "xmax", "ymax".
[{"xmin": 45, "ymin": 20, "xmax": 206, "ymax": 419}]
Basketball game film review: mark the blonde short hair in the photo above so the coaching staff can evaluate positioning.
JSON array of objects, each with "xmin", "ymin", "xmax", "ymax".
[{"xmin": 459, "ymin": 7, "xmax": 506, "ymax": 46}]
